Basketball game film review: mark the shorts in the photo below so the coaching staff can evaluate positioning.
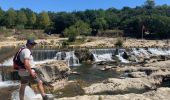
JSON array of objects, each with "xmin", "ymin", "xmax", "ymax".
[
  {"xmin": 20, "ymin": 75, "xmax": 41, "ymax": 84},
  {"xmin": 18, "ymin": 69, "xmax": 41, "ymax": 84}
]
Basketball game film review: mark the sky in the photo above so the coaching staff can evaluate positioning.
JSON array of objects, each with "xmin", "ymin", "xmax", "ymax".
[{"xmin": 0, "ymin": 0, "xmax": 170, "ymax": 13}]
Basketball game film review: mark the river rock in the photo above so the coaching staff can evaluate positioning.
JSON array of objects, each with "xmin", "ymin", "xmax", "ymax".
[
  {"xmin": 35, "ymin": 60, "xmax": 71, "ymax": 91},
  {"xmin": 0, "ymin": 81, "xmax": 19, "ymax": 99},
  {"xmin": 55, "ymin": 87, "xmax": 170, "ymax": 100},
  {"xmin": 83, "ymin": 77, "xmax": 162, "ymax": 94},
  {"xmin": 127, "ymin": 72, "xmax": 147, "ymax": 78}
]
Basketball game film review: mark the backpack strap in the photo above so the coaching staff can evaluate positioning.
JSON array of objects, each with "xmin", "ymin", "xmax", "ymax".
[{"xmin": 13, "ymin": 47, "xmax": 27, "ymax": 69}]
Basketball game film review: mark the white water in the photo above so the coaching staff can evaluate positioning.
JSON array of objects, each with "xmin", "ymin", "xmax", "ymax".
[
  {"xmin": 2, "ymin": 48, "xmax": 170, "ymax": 66},
  {"xmin": 92, "ymin": 53, "xmax": 113, "ymax": 62},
  {"xmin": 148, "ymin": 48, "xmax": 170, "ymax": 55},
  {"xmin": 56, "ymin": 51, "xmax": 80, "ymax": 66},
  {"xmin": 116, "ymin": 54, "xmax": 129, "ymax": 63},
  {"xmin": 65, "ymin": 51, "xmax": 80, "ymax": 66},
  {"xmin": 1, "ymin": 57, "xmax": 56, "ymax": 67},
  {"xmin": 90, "ymin": 48, "xmax": 170, "ymax": 63},
  {"xmin": 0, "ymin": 81, "xmax": 19, "ymax": 87},
  {"xmin": 90, "ymin": 49, "xmax": 115, "ymax": 62},
  {"xmin": 0, "ymin": 57, "xmax": 13, "ymax": 66},
  {"xmin": 11, "ymin": 86, "xmax": 42, "ymax": 100},
  {"xmin": 90, "ymin": 49, "xmax": 129, "ymax": 63}
]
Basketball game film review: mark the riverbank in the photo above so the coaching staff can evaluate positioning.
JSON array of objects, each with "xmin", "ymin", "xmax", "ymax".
[{"xmin": 0, "ymin": 37, "xmax": 169, "ymax": 48}]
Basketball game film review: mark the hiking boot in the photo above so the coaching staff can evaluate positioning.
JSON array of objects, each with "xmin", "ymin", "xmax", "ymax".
[{"xmin": 43, "ymin": 95, "xmax": 48, "ymax": 100}]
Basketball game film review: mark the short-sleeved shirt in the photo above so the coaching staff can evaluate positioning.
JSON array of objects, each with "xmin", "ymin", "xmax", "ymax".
[{"xmin": 18, "ymin": 46, "xmax": 35, "ymax": 76}]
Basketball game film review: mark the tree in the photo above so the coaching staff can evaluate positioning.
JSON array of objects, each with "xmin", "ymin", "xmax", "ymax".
[
  {"xmin": 74, "ymin": 20, "xmax": 92, "ymax": 36},
  {"xmin": 38, "ymin": 11, "xmax": 50, "ymax": 29},
  {"xmin": 144, "ymin": 0, "xmax": 155, "ymax": 9},
  {"xmin": 4, "ymin": 8, "xmax": 17, "ymax": 28},
  {"xmin": 0, "ymin": 8, "xmax": 4, "ymax": 26},
  {"xmin": 64, "ymin": 26, "xmax": 77, "ymax": 42},
  {"xmin": 105, "ymin": 11, "xmax": 120, "ymax": 29},
  {"xmin": 16, "ymin": 11, "xmax": 28, "ymax": 26},
  {"xmin": 92, "ymin": 18, "xmax": 108, "ymax": 30},
  {"xmin": 28, "ymin": 12, "xmax": 36, "ymax": 28},
  {"xmin": 63, "ymin": 20, "xmax": 92, "ymax": 41},
  {"xmin": 53, "ymin": 12, "xmax": 78, "ymax": 33}
]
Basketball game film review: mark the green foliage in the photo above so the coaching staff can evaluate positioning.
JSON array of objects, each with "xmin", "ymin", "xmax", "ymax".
[
  {"xmin": 28, "ymin": 12, "xmax": 36, "ymax": 27},
  {"xmin": 105, "ymin": 12, "xmax": 120, "ymax": 29},
  {"xmin": 38, "ymin": 11, "xmax": 50, "ymax": 29},
  {"xmin": 92, "ymin": 18, "xmax": 108, "ymax": 30},
  {"xmin": 1, "ymin": 0, "xmax": 170, "ymax": 39},
  {"xmin": 53, "ymin": 12, "xmax": 78, "ymax": 33},
  {"xmin": 16, "ymin": 11, "xmax": 27, "ymax": 26},
  {"xmin": 25, "ymin": 33, "xmax": 38, "ymax": 40},
  {"xmin": 64, "ymin": 20, "xmax": 91, "ymax": 42},
  {"xmin": 74, "ymin": 20, "xmax": 92, "ymax": 36},
  {"xmin": 15, "ymin": 24, "xmax": 25, "ymax": 30},
  {"xmin": 144, "ymin": 0, "xmax": 155, "ymax": 9},
  {"xmin": 62, "ymin": 40, "xmax": 69, "ymax": 47},
  {"xmin": 64, "ymin": 25, "xmax": 77, "ymax": 37},
  {"xmin": 4, "ymin": 8, "xmax": 17, "ymax": 28}
]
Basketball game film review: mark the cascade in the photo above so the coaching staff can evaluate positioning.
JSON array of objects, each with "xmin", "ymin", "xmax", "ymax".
[{"xmin": 55, "ymin": 51, "xmax": 80, "ymax": 66}]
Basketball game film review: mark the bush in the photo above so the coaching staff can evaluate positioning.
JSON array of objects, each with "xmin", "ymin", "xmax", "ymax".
[
  {"xmin": 115, "ymin": 38, "xmax": 123, "ymax": 47},
  {"xmin": 68, "ymin": 35, "xmax": 76, "ymax": 42},
  {"xmin": 62, "ymin": 40, "xmax": 69, "ymax": 48},
  {"xmin": 16, "ymin": 24, "xmax": 25, "ymax": 30}
]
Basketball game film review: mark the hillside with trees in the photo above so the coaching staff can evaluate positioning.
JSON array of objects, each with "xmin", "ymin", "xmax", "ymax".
[{"xmin": 0, "ymin": 0, "xmax": 170, "ymax": 40}]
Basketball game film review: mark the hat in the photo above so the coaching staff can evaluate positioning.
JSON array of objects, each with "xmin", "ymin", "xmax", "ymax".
[{"xmin": 27, "ymin": 39, "xmax": 37, "ymax": 45}]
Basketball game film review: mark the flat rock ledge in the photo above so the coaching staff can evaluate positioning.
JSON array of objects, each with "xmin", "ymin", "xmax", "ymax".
[
  {"xmin": 83, "ymin": 77, "xmax": 162, "ymax": 94},
  {"xmin": 55, "ymin": 87, "xmax": 170, "ymax": 100}
]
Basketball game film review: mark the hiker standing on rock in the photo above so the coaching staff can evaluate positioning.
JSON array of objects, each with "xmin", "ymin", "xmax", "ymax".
[{"xmin": 13, "ymin": 39, "xmax": 48, "ymax": 100}]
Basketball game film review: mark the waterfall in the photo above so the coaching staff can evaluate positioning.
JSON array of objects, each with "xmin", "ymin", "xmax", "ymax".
[
  {"xmin": 55, "ymin": 51, "xmax": 80, "ymax": 66},
  {"xmin": 90, "ymin": 48, "xmax": 129, "ymax": 63},
  {"xmin": 32, "ymin": 50, "xmax": 57, "ymax": 61},
  {"xmin": 89, "ymin": 49, "xmax": 115, "ymax": 62},
  {"xmin": 1, "ymin": 57, "xmax": 13, "ymax": 66},
  {"xmin": 148, "ymin": 48, "xmax": 170, "ymax": 55},
  {"xmin": 1, "ymin": 50, "xmax": 80, "ymax": 67},
  {"xmin": 116, "ymin": 53, "xmax": 129, "ymax": 63}
]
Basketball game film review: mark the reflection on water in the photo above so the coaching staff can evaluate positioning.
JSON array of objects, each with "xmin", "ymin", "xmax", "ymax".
[
  {"xmin": 55, "ymin": 63, "xmax": 121, "ymax": 98},
  {"xmin": 69, "ymin": 63, "xmax": 120, "ymax": 83}
]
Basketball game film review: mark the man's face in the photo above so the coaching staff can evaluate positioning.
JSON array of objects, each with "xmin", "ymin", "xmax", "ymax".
[{"xmin": 30, "ymin": 44, "xmax": 36, "ymax": 49}]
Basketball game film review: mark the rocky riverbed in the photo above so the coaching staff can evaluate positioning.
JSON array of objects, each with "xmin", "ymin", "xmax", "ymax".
[{"xmin": 54, "ymin": 59, "xmax": 170, "ymax": 100}]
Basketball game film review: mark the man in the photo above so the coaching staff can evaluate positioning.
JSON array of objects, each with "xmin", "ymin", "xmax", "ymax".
[{"xmin": 17, "ymin": 39, "xmax": 47, "ymax": 100}]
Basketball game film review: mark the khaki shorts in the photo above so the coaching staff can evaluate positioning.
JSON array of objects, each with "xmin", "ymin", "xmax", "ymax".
[
  {"xmin": 20, "ymin": 75, "xmax": 41, "ymax": 84},
  {"xmin": 18, "ymin": 69, "xmax": 41, "ymax": 84}
]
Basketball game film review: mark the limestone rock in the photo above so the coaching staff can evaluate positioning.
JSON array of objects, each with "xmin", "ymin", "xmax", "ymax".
[{"xmin": 56, "ymin": 87, "xmax": 170, "ymax": 100}]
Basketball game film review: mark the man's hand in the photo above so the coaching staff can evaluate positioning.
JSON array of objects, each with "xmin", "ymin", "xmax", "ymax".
[{"xmin": 30, "ymin": 71, "xmax": 37, "ymax": 78}]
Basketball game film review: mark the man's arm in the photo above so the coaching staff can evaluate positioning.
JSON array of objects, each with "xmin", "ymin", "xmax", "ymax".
[{"xmin": 23, "ymin": 59, "xmax": 37, "ymax": 78}]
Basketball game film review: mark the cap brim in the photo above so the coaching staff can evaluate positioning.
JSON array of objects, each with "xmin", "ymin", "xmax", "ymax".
[{"xmin": 30, "ymin": 42, "xmax": 37, "ymax": 45}]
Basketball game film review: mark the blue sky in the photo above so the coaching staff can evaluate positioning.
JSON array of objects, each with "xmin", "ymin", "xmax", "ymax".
[{"xmin": 0, "ymin": 0, "xmax": 170, "ymax": 12}]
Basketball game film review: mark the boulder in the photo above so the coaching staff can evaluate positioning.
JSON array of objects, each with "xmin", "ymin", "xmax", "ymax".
[
  {"xmin": 35, "ymin": 61, "xmax": 71, "ymax": 91},
  {"xmin": 0, "ymin": 81, "xmax": 19, "ymax": 99}
]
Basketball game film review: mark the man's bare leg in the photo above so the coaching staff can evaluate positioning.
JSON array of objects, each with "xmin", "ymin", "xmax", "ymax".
[
  {"xmin": 19, "ymin": 83, "xmax": 26, "ymax": 100},
  {"xmin": 37, "ymin": 80, "xmax": 46, "ymax": 97}
]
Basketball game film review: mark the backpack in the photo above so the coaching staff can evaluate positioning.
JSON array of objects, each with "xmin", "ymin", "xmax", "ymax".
[{"xmin": 13, "ymin": 47, "xmax": 26, "ymax": 70}]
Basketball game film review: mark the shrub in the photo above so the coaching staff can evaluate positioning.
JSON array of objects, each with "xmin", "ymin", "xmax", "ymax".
[{"xmin": 115, "ymin": 38, "xmax": 123, "ymax": 48}]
